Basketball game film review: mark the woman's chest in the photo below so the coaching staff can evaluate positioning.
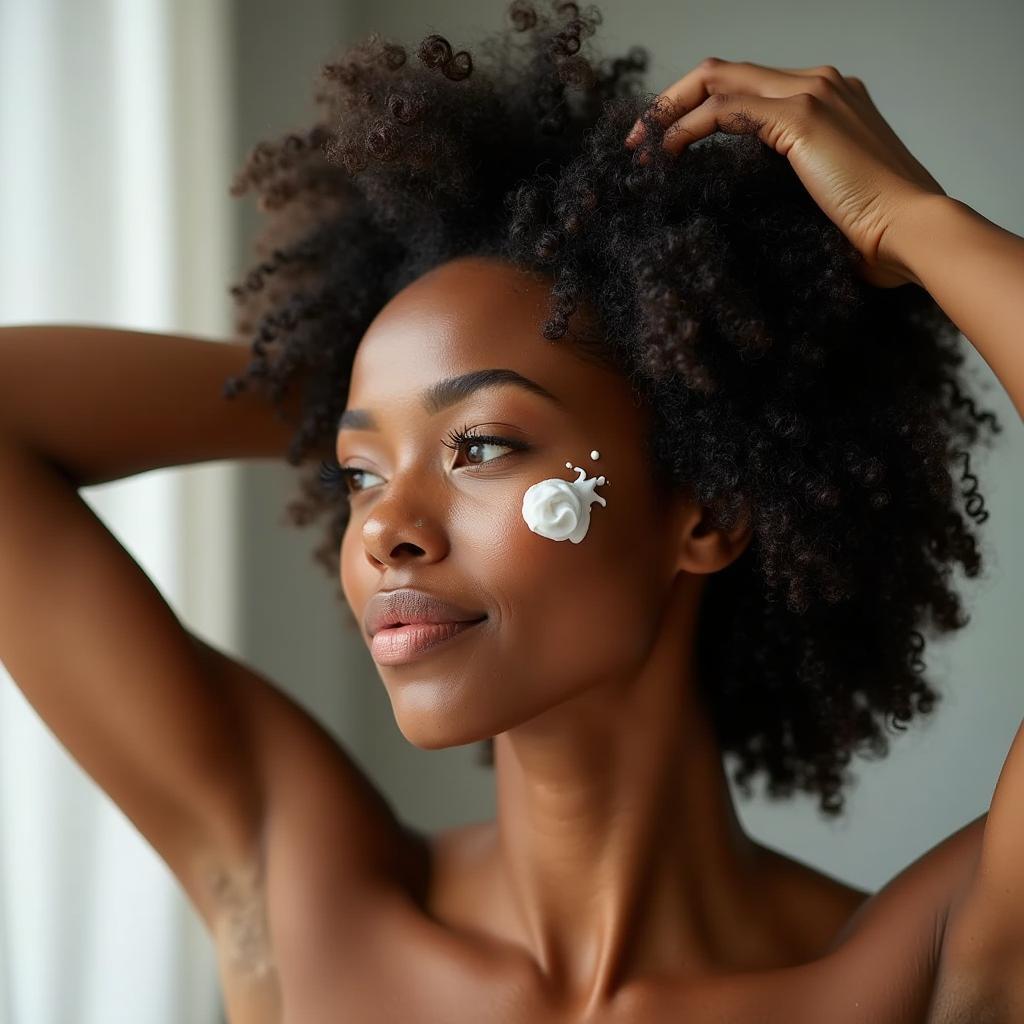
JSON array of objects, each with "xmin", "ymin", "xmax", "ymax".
[
  {"xmin": 215, "ymin": 953, "xmax": 946, "ymax": 1024},
  {"xmin": 209, "ymin": 890, "xmax": 946, "ymax": 1024},
  {"xmin": 202, "ymin": 820, "xmax": 958, "ymax": 1024}
]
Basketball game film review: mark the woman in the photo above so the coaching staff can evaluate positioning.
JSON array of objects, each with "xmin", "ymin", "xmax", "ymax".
[{"xmin": 1, "ymin": 1, "xmax": 1020, "ymax": 1021}]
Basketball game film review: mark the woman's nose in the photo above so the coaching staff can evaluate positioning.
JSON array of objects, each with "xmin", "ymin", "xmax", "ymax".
[{"xmin": 361, "ymin": 501, "xmax": 447, "ymax": 568}]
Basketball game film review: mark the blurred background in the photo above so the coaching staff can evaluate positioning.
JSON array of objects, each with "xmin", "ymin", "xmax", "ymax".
[{"xmin": 0, "ymin": 0, "xmax": 1020, "ymax": 1021}]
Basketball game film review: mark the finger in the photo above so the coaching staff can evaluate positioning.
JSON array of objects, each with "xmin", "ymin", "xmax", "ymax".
[
  {"xmin": 625, "ymin": 59, "xmax": 836, "ymax": 145},
  {"xmin": 625, "ymin": 58, "xmax": 852, "ymax": 147},
  {"xmin": 656, "ymin": 91, "xmax": 817, "ymax": 156}
]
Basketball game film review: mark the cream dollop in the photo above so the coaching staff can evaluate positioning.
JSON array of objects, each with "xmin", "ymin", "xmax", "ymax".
[{"xmin": 521, "ymin": 465, "xmax": 609, "ymax": 544}]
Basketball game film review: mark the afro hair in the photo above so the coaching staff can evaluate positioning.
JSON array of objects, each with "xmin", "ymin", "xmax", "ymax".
[{"xmin": 222, "ymin": 0, "xmax": 1003, "ymax": 818}]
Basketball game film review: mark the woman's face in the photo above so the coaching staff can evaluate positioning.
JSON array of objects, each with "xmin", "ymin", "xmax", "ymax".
[{"xmin": 339, "ymin": 254, "xmax": 684, "ymax": 750}]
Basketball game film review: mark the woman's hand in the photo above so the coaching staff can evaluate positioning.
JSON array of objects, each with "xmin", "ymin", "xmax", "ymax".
[{"xmin": 624, "ymin": 59, "xmax": 947, "ymax": 289}]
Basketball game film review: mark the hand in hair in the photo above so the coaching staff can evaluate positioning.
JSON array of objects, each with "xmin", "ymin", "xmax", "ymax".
[{"xmin": 624, "ymin": 58, "xmax": 946, "ymax": 289}]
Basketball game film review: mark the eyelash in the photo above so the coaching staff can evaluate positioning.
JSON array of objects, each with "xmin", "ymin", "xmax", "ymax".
[{"xmin": 318, "ymin": 423, "xmax": 530, "ymax": 499}]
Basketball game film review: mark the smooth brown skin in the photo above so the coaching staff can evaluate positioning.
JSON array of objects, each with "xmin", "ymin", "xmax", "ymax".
[
  {"xmin": 0, "ymin": 257, "xmax": 997, "ymax": 1024},
  {"xmin": 2, "ymin": 57, "xmax": 1023, "ymax": 1023},
  {"xmin": 340, "ymin": 254, "xmax": 850, "ymax": 997}
]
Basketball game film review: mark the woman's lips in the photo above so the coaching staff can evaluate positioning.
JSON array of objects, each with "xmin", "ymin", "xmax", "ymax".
[{"xmin": 370, "ymin": 617, "xmax": 487, "ymax": 665}]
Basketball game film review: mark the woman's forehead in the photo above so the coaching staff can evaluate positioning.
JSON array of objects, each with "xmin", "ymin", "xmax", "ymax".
[
  {"xmin": 361, "ymin": 256, "xmax": 556, "ymax": 352},
  {"xmin": 349, "ymin": 255, "xmax": 607, "ymax": 403}
]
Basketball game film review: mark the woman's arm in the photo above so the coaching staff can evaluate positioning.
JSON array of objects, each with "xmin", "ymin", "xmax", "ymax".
[
  {"xmin": 625, "ymin": 60, "xmax": 1023, "ymax": 419},
  {"xmin": 885, "ymin": 193, "xmax": 1024, "ymax": 420},
  {"xmin": 885, "ymin": 196, "xmax": 1024, "ymax": 1001},
  {"xmin": 0, "ymin": 326, "xmax": 406, "ymax": 935},
  {"xmin": 0, "ymin": 325, "xmax": 303, "ymax": 486}
]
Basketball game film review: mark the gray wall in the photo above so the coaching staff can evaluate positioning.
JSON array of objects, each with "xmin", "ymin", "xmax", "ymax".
[{"xmin": 229, "ymin": 0, "xmax": 1023, "ymax": 893}]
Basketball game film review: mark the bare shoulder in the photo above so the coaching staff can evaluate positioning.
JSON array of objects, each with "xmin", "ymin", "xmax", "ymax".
[
  {"xmin": 804, "ymin": 812, "xmax": 988, "ymax": 1023},
  {"xmin": 925, "ymin": 722, "xmax": 1024, "ymax": 1022},
  {"xmin": 833, "ymin": 811, "xmax": 986, "ymax": 953}
]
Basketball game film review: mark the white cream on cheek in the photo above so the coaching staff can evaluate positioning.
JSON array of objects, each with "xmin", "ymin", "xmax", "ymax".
[{"xmin": 521, "ymin": 449, "xmax": 610, "ymax": 544}]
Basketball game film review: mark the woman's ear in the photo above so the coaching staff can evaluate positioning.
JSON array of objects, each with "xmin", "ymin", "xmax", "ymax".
[{"xmin": 670, "ymin": 494, "xmax": 753, "ymax": 576}]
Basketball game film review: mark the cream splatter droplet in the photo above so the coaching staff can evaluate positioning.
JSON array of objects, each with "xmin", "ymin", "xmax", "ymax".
[{"xmin": 522, "ymin": 463, "xmax": 608, "ymax": 544}]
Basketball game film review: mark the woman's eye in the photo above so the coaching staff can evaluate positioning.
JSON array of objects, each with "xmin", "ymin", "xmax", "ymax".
[
  {"xmin": 318, "ymin": 460, "xmax": 380, "ymax": 497},
  {"xmin": 321, "ymin": 428, "xmax": 529, "ymax": 499},
  {"xmin": 455, "ymin": 439, "xmax": 514, "ymax": 466},
  {"xmin": 441, "ymin": 427, "xmax": 528, "ymax": 469},
  {"xmin": 337, "ymin": 466, "xmax": 385, "ymax": 495}
]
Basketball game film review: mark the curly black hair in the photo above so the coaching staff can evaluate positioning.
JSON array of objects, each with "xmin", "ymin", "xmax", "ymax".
[{"xmin": 222, "ymin": 0, "xmax": 1003, "ymax": 818}]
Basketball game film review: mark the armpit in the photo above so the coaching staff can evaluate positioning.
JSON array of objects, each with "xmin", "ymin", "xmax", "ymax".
[
  {"xmin": 206, "ymin": 857, "xmax": 276, "ymax": 980},
  {"xmin": 927, "ymin": 876, "xmax": 1024, "ymax": 1024},
  {"xmin": 925, "ymin": 956, "xmax": 1022, "ymax": 1024}
]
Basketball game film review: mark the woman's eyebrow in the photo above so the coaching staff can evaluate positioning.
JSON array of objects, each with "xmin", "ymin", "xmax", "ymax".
[{"xmin": 337, "ymin": 367, "xmax": 564, "ymax": 434}]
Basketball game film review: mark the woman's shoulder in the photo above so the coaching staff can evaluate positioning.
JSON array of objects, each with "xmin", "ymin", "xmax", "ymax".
[
  {"xmin": 826, "ymin": 812, "xmax": 986, "ymax": 955},
  {"xmin": 801, "ymin": 812, "xmax": 988, "ymax": 1022},
  {"xmin": 748, "ymin": 840, "xmax": 871, "ymax": 959},
  {"xmin": 631, "ymin": 816, "xmax": 989, "ymax": 1023}
]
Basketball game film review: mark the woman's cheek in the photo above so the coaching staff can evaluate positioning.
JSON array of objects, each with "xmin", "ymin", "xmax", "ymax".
[{"xmin": 490, "ymin": 463, "xmax": 626, "ymax": 622}]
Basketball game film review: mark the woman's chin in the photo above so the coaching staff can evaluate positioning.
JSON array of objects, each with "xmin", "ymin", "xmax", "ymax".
[{"xmin": 393, "ymin": 713, "xmax": 490, "ymax": 752}]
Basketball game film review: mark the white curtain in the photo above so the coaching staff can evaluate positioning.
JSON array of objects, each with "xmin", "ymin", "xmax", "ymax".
[{"xmin": 0, "ymin": 1, "xmax": 236, "ymax": 1022}]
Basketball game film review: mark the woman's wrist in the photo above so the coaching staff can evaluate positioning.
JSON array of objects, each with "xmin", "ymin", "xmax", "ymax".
[
  {"xmin": 881, "ymin": 192, "xmax": 1024, "ymax": 419},
  {"xmin": 877, "ymin": 191, "xmax": 956, "ymax": 289}
]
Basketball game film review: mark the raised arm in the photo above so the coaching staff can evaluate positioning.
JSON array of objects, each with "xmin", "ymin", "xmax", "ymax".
[
  {"xmin": 883, "ymin": 196, "xmax": 1024, "ymax": 1009},
  {"xmin": 0, "ymin": 326, "xmax": 409, "ymax": 936},
  {"xmin": 885, "ymin": 193, "xmax": 1024, "ymax": 421},
  {"xmin": 0, "ymin": 325, "xmax": 301, "ymax": 486}
]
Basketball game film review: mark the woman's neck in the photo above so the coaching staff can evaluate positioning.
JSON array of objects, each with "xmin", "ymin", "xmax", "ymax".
[{"xmin": 489, "ymin": 576, "xmax": 785, "ymax": 1011}]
